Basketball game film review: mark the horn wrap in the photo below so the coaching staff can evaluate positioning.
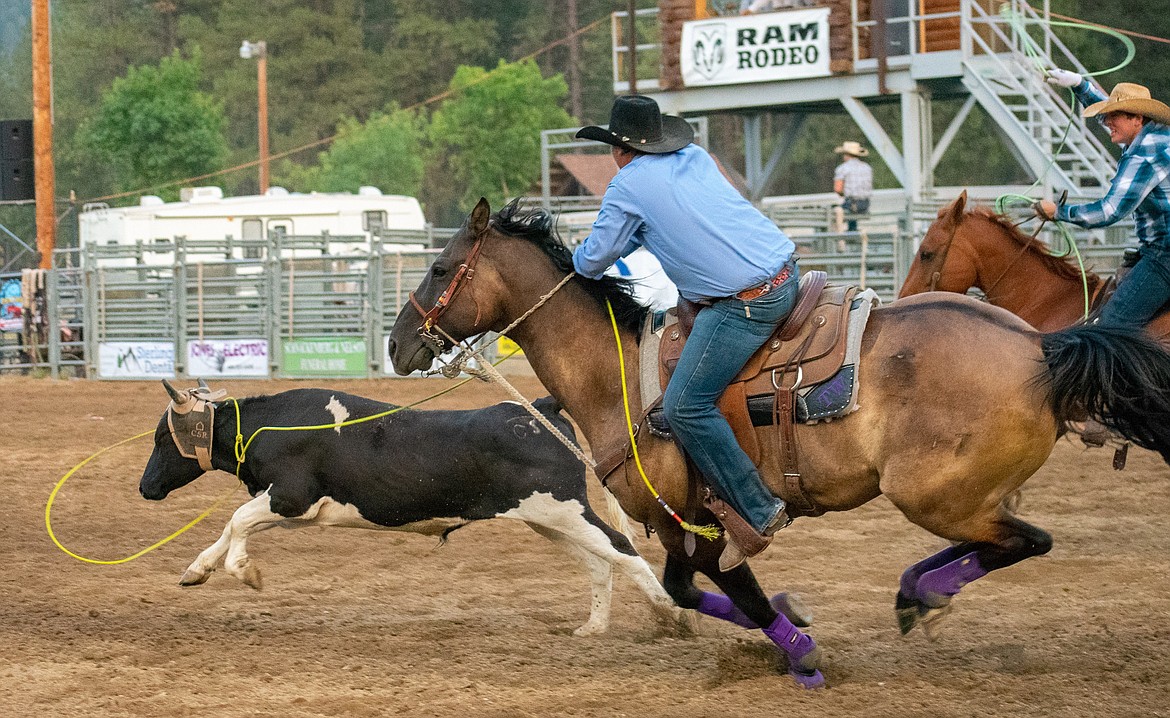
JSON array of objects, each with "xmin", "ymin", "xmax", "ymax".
[{"xmin": 162, "ymin": 379, "xmax": 190, "ymax": 405}]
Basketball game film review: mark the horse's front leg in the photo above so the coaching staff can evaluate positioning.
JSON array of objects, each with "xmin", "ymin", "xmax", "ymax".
[
  {"xmin": 658, "ymin": 529, "xmax": 824, "ymax": 689},
  {"xmin": 663, "ymin": 553, "xmax": 811, "ymax": 629}
]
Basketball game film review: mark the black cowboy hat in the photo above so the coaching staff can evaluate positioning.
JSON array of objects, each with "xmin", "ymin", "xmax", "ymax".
[{"xmin": 576, "ymin": 95, "xmax": 694, "ymax": 154}]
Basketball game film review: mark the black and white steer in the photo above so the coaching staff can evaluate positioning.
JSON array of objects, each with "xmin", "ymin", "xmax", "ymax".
[{"xmin": 140, "ymin": 381, "xmax": 683, "ymax": 636}]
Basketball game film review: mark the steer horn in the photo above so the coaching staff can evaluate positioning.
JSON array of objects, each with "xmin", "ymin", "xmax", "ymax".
[{"xmin": 162, "ymin": 379, "xmax": 190, "ymax": 405}]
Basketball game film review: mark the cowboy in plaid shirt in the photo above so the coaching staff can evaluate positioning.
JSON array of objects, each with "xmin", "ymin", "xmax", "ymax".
[{"xmin": 1038, "ymin": 70, "xmax": 1170, "ymax": 327}]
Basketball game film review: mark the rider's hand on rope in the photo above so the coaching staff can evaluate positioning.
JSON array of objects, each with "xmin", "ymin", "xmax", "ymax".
[
  {"xmin": 1033, "ymin": 200, "xmax": 1058, "ymax": 220},
  {"xmin": 1045, "ymin": 68, "xmax": 1083, "ymax": 88}
]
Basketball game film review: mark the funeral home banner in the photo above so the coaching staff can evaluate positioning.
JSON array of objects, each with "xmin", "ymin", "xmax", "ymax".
[{"xmin": 681, "ymin": 8, "xmax": 831, "ymax": 87}]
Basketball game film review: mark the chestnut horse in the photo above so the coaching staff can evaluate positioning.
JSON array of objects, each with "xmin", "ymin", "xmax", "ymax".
[
  {"xmin": 388, "ymin": 199, "xmax": 1170, "ymax": 688},
  {"xmin": 898, "ymin": 191, "xmax": 1170, "ymax": 340}
]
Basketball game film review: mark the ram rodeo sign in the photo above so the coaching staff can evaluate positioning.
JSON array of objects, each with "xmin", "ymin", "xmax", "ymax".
[{"xmin": 681, "ymin": 7, "xmax": 831, "ymax": 87}]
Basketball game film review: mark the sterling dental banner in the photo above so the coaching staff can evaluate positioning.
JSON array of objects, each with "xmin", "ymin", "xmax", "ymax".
[{"xmin": 681, "ymin": 8, "xmax": 830, "ymax": 87}]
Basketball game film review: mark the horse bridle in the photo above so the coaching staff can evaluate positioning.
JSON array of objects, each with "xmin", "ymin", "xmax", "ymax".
[
  {"xmin": 408, "ymin": 223, "xmax": 489, "ymax": 352},
  {"xmin": 926, "ymin": 223, "xmax": 959, "ymax": 292},
  {"xmin": 927, "ymin": 209, "xmax": 1045, "ymax": 299}
]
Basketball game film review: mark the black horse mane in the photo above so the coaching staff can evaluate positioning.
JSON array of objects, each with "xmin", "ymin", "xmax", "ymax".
[
  {"xmin": 492, "ymin": 199, "xmax": 649, "ymax": 335},
  {"xmin": 970, "ymin": 207, "xmax": 1104, "ymax": 289}
]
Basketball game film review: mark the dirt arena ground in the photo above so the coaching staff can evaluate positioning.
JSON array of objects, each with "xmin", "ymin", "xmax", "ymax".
[{"xmin": 2, "ymin": 371, "xmax": 1167, "ymax": 717}]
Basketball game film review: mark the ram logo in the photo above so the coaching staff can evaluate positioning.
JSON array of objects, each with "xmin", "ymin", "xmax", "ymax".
[{"xmin": 691, "ymin": 24, "xmax": 727, "ymax": 80}]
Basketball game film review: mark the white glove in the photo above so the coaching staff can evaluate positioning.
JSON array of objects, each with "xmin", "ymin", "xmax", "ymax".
[{"xmin": 1046, "ymin": 69, "xmax": 1083, "ymax": 88}]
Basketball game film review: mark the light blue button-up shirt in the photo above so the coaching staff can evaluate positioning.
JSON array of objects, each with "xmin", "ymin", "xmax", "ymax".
[{"xmin": 571, "ymin": 144, "xmax": 795, "ymax": 302}]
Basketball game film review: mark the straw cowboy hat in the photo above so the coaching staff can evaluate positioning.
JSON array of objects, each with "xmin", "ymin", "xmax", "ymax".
[
  {"xmin": 576, "ymin": 95, "xmax": 694, "ymax": 154},
  {"xmin": 1082, "ymin": 83, "xmax": 1170, "ymax": 126},
  {"xmin": 833, "ymin": 140, "xmax": 869, "ymax": 157}
]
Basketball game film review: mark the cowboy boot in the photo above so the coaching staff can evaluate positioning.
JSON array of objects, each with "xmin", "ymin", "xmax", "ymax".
[{"xmin": 705, "ymin": 492, "xmax": 789, "ymax": 571}]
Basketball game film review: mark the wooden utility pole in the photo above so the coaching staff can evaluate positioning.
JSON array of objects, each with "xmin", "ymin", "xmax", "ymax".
[
  {"xmin": 257, "ymin": 49, "xmax": 269, "ymax": 193},
  {"xmin": 568, "ymin": 0, "xmax": 582, "ymax": 120},
  {"xmin": 31, "ymin": 0, "xmax": 55, "ymax": 269},
  {"xmin": 627, "ymin": 0, "xmax": 637, "ymax": 93}
]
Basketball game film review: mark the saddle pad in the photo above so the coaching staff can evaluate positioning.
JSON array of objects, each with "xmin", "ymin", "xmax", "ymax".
[
  {"xmin": 639, "ymin": 310, "xmax": 675, "ymax": 414},
  {"xmin": 746, "ymin": 288, "xmax": 878, "ymax": 423}
]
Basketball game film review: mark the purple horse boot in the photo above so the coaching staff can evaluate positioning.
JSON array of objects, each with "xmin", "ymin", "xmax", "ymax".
[
  {"xmin": 895, "ymin": 545, "xmax": 968, "ymax": 635},
  {"xmin": 761, "ymin": 613, "xmax": 824, "ymax": 689},
  {"xmin": 896, "ymin": 547, "xmax": 989, "ymax": 639},
  {"xmin": 696, "ymin": 591, "xmax": 813, "ymax": 629},
  {"xmin": 916, "ymin": 552, "xmax": 988, "ymax": 607}
]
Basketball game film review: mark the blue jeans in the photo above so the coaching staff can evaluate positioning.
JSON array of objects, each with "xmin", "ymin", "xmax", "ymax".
[
  {"xmin": 1099, "ymin": 245, "xmax": 1170, "ymax": 327},
  {"xmin": 663, "ymin": 265, "xmax": 800, "ymax": 533}
]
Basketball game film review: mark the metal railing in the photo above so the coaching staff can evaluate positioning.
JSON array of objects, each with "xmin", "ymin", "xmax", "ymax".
[{"xmin": 1, "ymin": 190, "xmax": 1140, "ymax": 378}]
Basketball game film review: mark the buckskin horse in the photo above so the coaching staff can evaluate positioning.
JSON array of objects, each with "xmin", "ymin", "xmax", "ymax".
[
  {"xmin": 387, "ymin": 199, "xmax": 1170, "ymax": 688},
  {"xmin": 898, "ymin": 191, "xmax": 1170, "ymax": 340}
]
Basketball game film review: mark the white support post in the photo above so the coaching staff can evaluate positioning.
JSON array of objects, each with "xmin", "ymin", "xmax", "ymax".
[{"xmin": 901, "ymin": 88, "xmax": 933, "ymax": 203}]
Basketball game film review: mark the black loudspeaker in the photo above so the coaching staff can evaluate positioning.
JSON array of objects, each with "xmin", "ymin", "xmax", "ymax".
[
  {"xmin": 0, "ymin": 120, "xmax": 33, "ymax": 161},
  {"xmin": 0, "ymin": 158, "xmax": 34, "ymax": 201}
]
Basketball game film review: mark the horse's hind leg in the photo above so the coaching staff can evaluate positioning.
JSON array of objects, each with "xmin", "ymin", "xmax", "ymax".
[
  {"xmin": 899, "ymin": 515, "xmax": 1052, "ymax": 639},
  {"xmin": 663, "ymin": 553, "xmax": 812, "ymax": 629}
]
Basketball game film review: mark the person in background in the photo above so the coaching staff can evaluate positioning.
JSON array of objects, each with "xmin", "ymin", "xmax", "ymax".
[
  {"xmin": 1038, "ymin": 70, "xmax": 1170, "ymax": 328},
  {"xmin": 572, "ymin": 95, "xmax": 799, "ymax": 571},
  {"xmin": 833, "ymin": 140, "xmax": 873, "ymax": 233}
]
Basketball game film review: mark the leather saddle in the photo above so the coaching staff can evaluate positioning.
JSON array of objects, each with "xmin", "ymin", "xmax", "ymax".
[{"xmin": 654, "ymin": 271, "xmax": 861, "ymax": 516}]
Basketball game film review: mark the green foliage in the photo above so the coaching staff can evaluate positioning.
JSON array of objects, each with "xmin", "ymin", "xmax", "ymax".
[
  {"xmin": 83, "ymin": 49, "xmax": 228, "ymax": 197},
  {"xmin": 430, "ymin": 59, "xmax": 572, "ymax": 209},
  {"xmin": 280, "ymin": 105, "xmax": 426, "ymax": 197}
]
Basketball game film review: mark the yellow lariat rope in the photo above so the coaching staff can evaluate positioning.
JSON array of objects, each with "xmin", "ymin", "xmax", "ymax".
[
  {"xmin": 607, "ymin": 300, "xmax": 720, "ymax": 541},
  {"xmin": 46, "ymin": 350, "xmax": 518, "ymax": 566}
]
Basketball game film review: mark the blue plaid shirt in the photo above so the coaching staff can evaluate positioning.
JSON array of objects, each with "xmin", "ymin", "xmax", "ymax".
[{"xmin": 1056, "ymin": 80, "xmax": 1170, "ymax": 248}]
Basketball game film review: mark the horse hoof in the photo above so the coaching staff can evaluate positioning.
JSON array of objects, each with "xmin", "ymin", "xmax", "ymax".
[
  {"xmin": 790, "ymin": 668, "xmax": 826, "ymax": 690},
  {"xmin": 894, "ymin": 592, "xmax": 919, "ymax": 635},
  {"xmin": 919, "ymin": 602, "xmax": 953, "ymax": 642},
  {"xmin": 179, "ymin": 569, "xmax": 210, "ymax": 586},
  {"xmin": 773, "ymin": 592, "xmax": 813, "ymax": 628}
]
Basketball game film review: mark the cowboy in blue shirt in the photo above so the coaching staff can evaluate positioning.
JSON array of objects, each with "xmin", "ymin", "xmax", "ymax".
[
  {"xmin": 1038, "ymin": 72, "xmax": 1170, "ymax": 327},
  {"xmin": 572, "ymin": 95, "xmax": 798, "ymax": 570}
]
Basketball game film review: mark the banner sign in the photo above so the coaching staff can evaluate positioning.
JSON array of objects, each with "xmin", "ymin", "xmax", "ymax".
[
  {"xmin": 283, "ymin": 337, "xmax": 367, "ymax": 377},
  {"xmin": 186, "ymin": 339, "xmax": 269, "ymax": 377},
  {"xmin": 98, "ymin": 342, "xmax": 175, "ymax": 379},
  {"xmin": 681, "ymin": 7, "xmax": 831, "ymax": 87}
]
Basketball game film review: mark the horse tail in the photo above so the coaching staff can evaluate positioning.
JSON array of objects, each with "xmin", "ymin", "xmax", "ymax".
[{"xmin": 1039, "ymin": 324, "xmax": 1170, "ymax": 464}]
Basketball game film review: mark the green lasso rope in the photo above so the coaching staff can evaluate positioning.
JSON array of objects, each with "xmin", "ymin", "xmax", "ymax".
[{"xmin": 992, "ymin": 4, "xmax": 1137, "ymax": 318}]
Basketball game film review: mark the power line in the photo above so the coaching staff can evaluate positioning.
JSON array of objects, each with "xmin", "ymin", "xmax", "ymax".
[
  {"xmin": 1047, "ymin": 11, "xmax": 1170, "ymax": 46},
  {"xmin": 81, "ymin": 16, "xmax": 608, "ymax": 205}
]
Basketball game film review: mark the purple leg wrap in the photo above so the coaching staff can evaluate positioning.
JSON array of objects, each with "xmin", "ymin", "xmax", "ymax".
[
  {"xmin": 696, "ymin": 591, "xmax": 758, "ymax": 628},
  {"xmin": 695, "ymin": 592, "xmax": 811, "ymax": 629},
  {"xmin": 899, "ymin": 545, "xmax": 969, "ymax": 599},
  {"xmin": 762, "ymin": 613, "xmax": 824, "ymax": 688},
  {"xmin": 916, "ymin": 552, "xmax": 989, "ymax": 607}
]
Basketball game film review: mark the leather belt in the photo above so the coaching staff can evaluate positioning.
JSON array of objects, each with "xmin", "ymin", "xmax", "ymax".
[{"xmin": 734, "ymin": 261, "xmax": 796, "ymax": 301}]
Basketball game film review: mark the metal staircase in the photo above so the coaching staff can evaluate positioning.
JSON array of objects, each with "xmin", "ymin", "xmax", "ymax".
[{"xmin": 959, "ymin": 0, "xmax": 1116, "ymax": 194}]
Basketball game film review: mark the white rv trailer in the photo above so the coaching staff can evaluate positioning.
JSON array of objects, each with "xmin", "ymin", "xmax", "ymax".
[{"xmin": 78, "ymin": 186, "xmax": 429, "ymax": 267}]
